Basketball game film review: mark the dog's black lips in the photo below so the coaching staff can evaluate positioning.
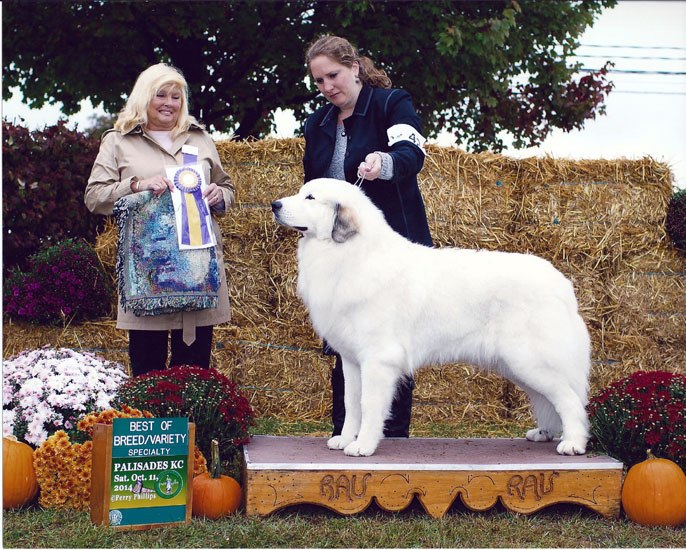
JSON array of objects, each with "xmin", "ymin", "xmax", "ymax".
[
  {"xmin": 275, "ymin": 218, "xmax": 308, "ymax": 232},
  {"xmin": 273, "ymin": 213, "xmax": 307, "ymax": 232}
]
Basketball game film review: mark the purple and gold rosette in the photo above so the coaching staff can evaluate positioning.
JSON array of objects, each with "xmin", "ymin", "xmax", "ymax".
[{"xmin": 172, "ymin": 166, "xmax": 212, "ymax": 247}]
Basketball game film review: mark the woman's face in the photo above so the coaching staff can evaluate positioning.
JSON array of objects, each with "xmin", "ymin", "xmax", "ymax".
[
  {"xmin": 309, "ymin": 55, "xmax": 360, "ymax": 115},
  {"xmin": 146, "ymin": 85, "xmax": 182, "ymax": 131}
]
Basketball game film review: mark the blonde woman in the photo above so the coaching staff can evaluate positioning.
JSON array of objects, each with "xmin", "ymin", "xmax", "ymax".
[
  {"xmin": 86, "ymin": 63, "xmax": 234, "ymax": 375},
  {"xmin": 302, "ymin": 36, "xmax": 433, "ymax": 439}
]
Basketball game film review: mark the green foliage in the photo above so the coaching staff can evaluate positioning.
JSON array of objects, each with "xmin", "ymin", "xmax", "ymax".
[
  {"xmin": 2, "ymin": 121, "xmax": 104, "ymax": 273},
  {"xmin": 83, "ymin": 112, "xmax": 118, "ymax": 140},
  {"xmin": 587, "ymin": 371, "xmax": 686, "ymax": 470},
  {"xmin": 666, "ymin": 189, "xmax": 686, "ymax": 249},
  {"xmin": 3, "ymin": 0, "xmax": 616, "ymax": 150},
  {"xmin": 3, "ymin": 239, "xmax": 113, "ymax": 325},
  {"xmin": 115, "ymin": 366, "xmax": 255, "ymax": 464}
]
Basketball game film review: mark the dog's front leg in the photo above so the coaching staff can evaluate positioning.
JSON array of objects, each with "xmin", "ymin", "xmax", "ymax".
[
  {"xmin": 327, "ymin": 357, "xmax": 361, "ymax": 451},
  {"xmin": 343, "ymin": 361, "xmax": 398, "ymax": 457}
]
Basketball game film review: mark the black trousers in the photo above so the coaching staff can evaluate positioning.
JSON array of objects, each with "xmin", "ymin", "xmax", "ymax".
[
  {"xmin": 128, "ymin": 326, "xmax": 214, "ymax": 376},
  {"xmin": 331, "ymin": 354, "xmax": 414, "ymax": 438}
]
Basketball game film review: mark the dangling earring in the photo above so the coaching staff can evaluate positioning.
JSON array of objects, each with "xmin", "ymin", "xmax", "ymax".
[{"xmin": 355, "ymin": 77, "xmax": 360, "ymax": 84}]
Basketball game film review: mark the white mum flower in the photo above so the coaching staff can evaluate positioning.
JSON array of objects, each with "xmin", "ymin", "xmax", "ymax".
[{"xmin": 3, "ymin": 346, "xmax": 127, "ymax": 444}]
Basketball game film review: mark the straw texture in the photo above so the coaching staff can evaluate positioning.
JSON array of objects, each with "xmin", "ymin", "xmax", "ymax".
[{"xmin": 4, "ymin": 139, "xmax": 683, "ymax": 424}]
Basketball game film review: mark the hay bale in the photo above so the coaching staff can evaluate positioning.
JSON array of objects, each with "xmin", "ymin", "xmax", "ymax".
[
  {"xmin": 213, "ymin": 140, "xmax": 683, "ymax": 421},
  {"xmin": 3, "ymin": 318, "xmax": 128, "ymax": 367},
  {"xmin": 5, "ymin": 138, "xmax": 683, "ymax": 425},
  {"xmin": 214, "ymin": 336, "xmax": 332, "ymax": 421},
  {"xmin": 94, "ymin": 216, "xmax": 118, "ymax": 279}
]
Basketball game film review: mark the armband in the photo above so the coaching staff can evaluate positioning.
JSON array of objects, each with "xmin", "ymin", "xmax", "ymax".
[{"xmin": 387, "ymin": 124, "xmax": 426, "ymax": 155}]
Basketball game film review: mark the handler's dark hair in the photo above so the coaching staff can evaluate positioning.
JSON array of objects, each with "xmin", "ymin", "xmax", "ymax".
[{"xmin": 306, "ymin": 35, "xmax": 392, "ymax": 89}]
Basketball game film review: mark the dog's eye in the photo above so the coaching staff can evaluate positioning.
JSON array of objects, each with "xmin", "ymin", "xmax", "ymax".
[{"xmin": 305, "ymin": 194, "xmax": 315, "ymax": 200}]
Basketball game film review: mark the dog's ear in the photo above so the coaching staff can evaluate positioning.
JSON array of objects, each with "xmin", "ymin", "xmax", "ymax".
[{"xmin": 332, "ymin": 203, "xmax": 359, "ymax": 243}]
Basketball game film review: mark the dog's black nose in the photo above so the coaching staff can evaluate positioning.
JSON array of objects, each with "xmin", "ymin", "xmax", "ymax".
[{"xmin": 271, "ymin": 200, "xmax": 282, "ymax": 213}]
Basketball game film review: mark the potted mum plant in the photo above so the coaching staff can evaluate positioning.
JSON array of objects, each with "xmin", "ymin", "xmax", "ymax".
[
  {"xmin": 587, "ymin": 370, "xmax": 686, "ymax": 469},
  {"xmin": 3, "ymin": 346, "xmax": 128, "ymax": 446},
  {"xmin": 115, "ymin": 365, "xmax": 254, "ymax": 478},
  {"xmin": 3, "ymin": 239, "xmax": 112, "ymax": 325}
]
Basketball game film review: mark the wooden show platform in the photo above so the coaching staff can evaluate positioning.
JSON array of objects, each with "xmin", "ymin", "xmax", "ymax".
[{"xmin": 243, "ymin": 436, "xmax": 623, "ymax": 518}]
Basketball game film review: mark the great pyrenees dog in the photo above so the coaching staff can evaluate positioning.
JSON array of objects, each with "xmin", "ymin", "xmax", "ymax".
[{"xmin": 271, "ymin": 178, "xmax": 590, "ymax": 457}]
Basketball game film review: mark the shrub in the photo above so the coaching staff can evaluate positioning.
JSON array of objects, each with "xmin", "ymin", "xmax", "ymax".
[
  {"xmin": 115, "ymin": 366, "xmax": 255, "ymax": 465},
  {"xmin": 665, "ymin": 188, "xmax": 686, "ymax": 250},
  {"xmin": 2, "ymin": 120, "xmax": 103, "ymax": 273},
  {"xmin": 587, "ymin": 370, "xmax": 686, "ymax": 469},
  {"xmin": 2, "ymin": 347, "xmax": 128, "ymax": 446},
  {"xmin": 3, "ymin": 238, "xmax": 113, "ymax": 325}
]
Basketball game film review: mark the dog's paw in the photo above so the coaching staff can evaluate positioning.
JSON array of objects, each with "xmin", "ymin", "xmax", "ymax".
[
  {"xmin": 327, "ymin": 435, "xmax": 354, "ymax": 450},
  {"xmin": 343, "ymin": 439, "xmax": 378, "ymax": 457},
  {"xmin": 526, "ymin": 428, "xmax": 553, "ymax": 442},
  {"xmin": 327, "ymin": 436, "xmax": 345, "ymax": 450},
  {"xmin": 556, "ymin": 439, "xmax": 586, "ymax": 456}
]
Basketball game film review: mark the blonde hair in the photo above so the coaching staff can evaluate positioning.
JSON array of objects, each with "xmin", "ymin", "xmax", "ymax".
[
  {"xmin": 305, "ymin": 35, "xmax": 392, "ymax": 89},
  {"xmin": 114, "ymin": 63, "xmax": 202, "ymax": 138}
]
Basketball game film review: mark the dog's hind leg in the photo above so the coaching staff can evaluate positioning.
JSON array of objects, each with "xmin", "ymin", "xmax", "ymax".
[
  {"xmin": 520, "ymin": 378, "xmax": 588, "ymax": 455},
  {"xmin": 343, "ymin": 359, "xmax": 400, "ymax": 457},
  {"xmin": 553, "ymin": 389, "xmax": 589, "ymax": 455},
  {"xmin": 522, "ymin": 386, "xmax": 563, "ymax": 442},
  {"xmin": 505, "ymin": 362, "xmax": 589, "ymax": 455},
  {"xmin": 328, "ymin": 357, "xmax": 362, "ymax": 451}
]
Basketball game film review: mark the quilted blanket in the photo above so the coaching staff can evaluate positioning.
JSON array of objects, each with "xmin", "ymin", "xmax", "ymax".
[{"xmin": 113, "ymin": 190, "xmax": 219, "ymax": 316}]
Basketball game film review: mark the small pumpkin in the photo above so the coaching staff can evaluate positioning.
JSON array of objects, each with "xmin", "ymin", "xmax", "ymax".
[
  {"xmin": 3, "ymin": 435, "xmax": 39, "ymax": 509},
  {"xmin": 192, "ymin": 439, "xmax": 242, "ymax": 519},
  {"xmin": 622, "ymin": 449, "xmax": 686, "ymax": 526}
]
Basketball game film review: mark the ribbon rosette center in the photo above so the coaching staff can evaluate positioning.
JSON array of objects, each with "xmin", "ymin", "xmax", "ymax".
[{"xmin": 174, "ymin": 168, "xmax": 202, "ymax": 193}]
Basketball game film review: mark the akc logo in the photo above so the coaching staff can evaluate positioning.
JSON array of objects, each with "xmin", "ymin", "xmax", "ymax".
[{"xmin": 109, "ymin": 509, "xmax": 123, "ymax": 526}]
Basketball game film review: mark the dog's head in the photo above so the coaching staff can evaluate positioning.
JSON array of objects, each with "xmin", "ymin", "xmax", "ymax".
[{"xmin": 271, "ymin": 178, "xmax": 366, "ymax": 243}]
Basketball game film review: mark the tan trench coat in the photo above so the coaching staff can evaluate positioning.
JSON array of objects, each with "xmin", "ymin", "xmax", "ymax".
[{"xmin": 85, "ymin": 124, "xmax": 234, "ymax": 340}]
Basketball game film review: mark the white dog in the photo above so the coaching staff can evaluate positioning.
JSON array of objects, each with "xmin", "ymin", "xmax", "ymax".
[{"xmin": 272, "ymin": 178, "xmax": 590, "ymax": 457}]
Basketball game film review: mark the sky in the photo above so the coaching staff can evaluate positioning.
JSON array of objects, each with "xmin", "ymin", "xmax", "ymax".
[{"xmin": 3, "ymin": 1, "xmax": 686, "ymax": 189}]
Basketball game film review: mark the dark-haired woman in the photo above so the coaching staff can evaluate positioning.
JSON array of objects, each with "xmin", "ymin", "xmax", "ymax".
[{"xmin": 302, "ymin": 35, "xmax": 433, "ymax": 439}]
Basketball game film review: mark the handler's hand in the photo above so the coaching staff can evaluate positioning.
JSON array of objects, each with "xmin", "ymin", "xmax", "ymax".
[
  {"xmin": 358, "ymin": 153, "xmax": 383, "ymax": 181},
  {"xmin": 203, "ymin": 183, "xmax": 225, "ymax": 208},
  {"xmin": 140, "ymin": 175, "xmax": 173, "ymax": 197}
]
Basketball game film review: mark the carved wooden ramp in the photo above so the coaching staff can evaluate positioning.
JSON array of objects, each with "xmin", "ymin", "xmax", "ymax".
[{"xmin": 243, "ymin": 436, "xmax": 623, "ymax": 518}]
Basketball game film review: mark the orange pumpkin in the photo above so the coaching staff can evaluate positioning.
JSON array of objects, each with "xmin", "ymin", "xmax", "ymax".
[
  {"xmin": 3, "ymin": 435, "xmax": 39, "ymax": 509},
  {"xmin": 192, "ymin": 439, "xmax": 242, "ymax": 519},
  {"xmin": 622, "ymin": 449, "xmax": 686, "ymax": 526}
]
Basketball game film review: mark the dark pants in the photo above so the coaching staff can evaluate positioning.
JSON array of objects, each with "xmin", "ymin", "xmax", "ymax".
[
  {"xmin": 331, "ymin": 354, "xmax": 414, "ymax": 438},
  {"xmin": 128, "ymin": 326, "xmax": 214, "ymax": 376}
]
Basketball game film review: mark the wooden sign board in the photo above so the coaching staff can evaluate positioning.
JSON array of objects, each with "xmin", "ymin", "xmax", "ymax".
[
  {"xmin": 244, "ymin": 436, "xmax": 624, "ymax": 518},
  {"xmin": 90, "ymin": 418, "xmax": 195, "ymax": 530}
]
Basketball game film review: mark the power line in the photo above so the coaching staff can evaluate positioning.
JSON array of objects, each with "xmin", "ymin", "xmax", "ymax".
[
  {"xmin": 579, "ymin": 67, "xmax": 686, "ymax": 75},
  {"xmin": 575, "ymin": 53, "xmax": 686, "ymax": 61},
  {"xmin": 612, "ymin": 90, "xmax": 686, "ymax": 95},
  {"xmin": 580, "ymin": 43, "xmax": 686, "ymax": 51}
]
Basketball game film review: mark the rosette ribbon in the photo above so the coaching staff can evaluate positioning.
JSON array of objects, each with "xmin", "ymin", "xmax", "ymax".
[{"xmin": 173, "ymin": 166, "xmax": 212, "ymax": 247}]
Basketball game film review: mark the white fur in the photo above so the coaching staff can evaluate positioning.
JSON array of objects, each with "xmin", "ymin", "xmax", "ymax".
[{"xmin": 272, "ymin": 178, "xmax": 591, "ymax": 457}]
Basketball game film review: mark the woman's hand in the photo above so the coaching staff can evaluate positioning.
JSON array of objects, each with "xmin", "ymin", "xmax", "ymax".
[
  {"xmin": 203, "ymin": 183, "xmax": 225, "ymax": 208},
  {"xmin": 139, "ymin": 175, "xmax": 173, "ymax": 197},
  {"xmin": 357, "ymin": 153, "xmax": 383, "ymax": 181}
]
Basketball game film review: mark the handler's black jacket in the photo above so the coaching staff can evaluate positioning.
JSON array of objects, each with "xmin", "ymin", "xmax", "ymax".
[{"xmin": 303, "ymin": 84, "xmax": 433, "ymax": 246}]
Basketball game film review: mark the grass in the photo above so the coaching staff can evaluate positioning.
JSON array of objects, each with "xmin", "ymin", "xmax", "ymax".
[{"xmin": 3, "ymin": 418, "xmax": 685, "ymax": 549}]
